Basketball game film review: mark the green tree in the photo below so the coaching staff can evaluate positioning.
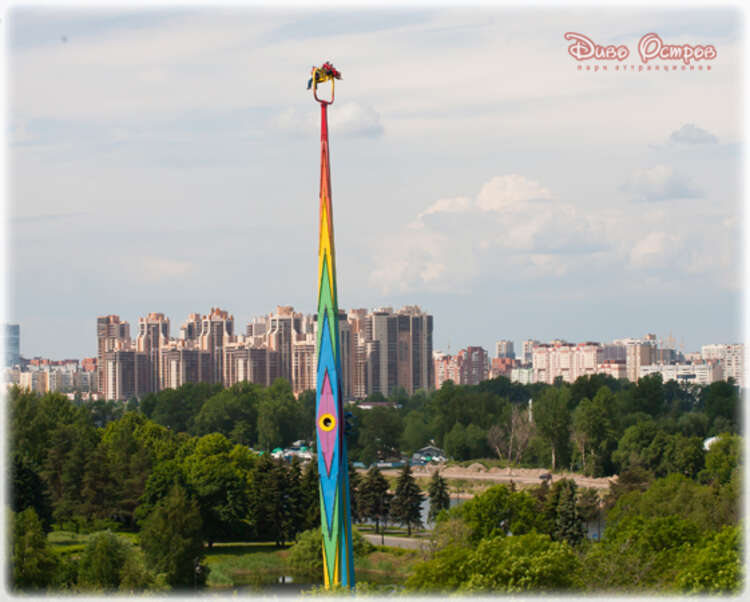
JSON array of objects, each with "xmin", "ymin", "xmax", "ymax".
[
  {"xmin": 533, "ymin": 387, "xmax": 572, "ymax": 471},
  {"xmin": 257, "ymin": 379, "xmax": 305, "ymax": 449},
  {"xmin": 287, "ymin": 527, "xmax": 374, "ymax": 582},
  {"xmin": 554, "ymin": 480, "xmax": 585, "ymax": 546},
  {"xmin": 192, "ymin": 382, "xmax": 261, "ymax": 445},
  {"xmin": 300, "ymin": 460, "xmax": 321, "ymax": 531},
  {"xmin": 390, "ymin": 464, "xmax": 424, "ymax": 536},
  {"xmin": 462, "ymin": 532, "xmax": 581, "ymax": 592},
  {"xmin": 77, "ymin": 531, "xmax": 131, "ymax": 590},
  {"xmin": 572, "ymin": 388, "xmax": 616, "ymax": 476},
  {"xmin": 139, "ymin": 484, "xmax": 207, "ymax": 588},
  {"xmin": 357, "ymin": 406, "xmax": 404, "ymax": 460},
  {"xmin": 582, "ymin": 514, "xmax": 702, "ymax": 590},
  {"xmin": 10, "ymin": 508, "xmax": 58, "ymax": 590},
  {"xmin": 607, "ymin": 473, "xmax": 737, "ymax": 534},
  {"xmin": 454, "ymin": 484, "xmax": 541, "ymax": 544},
  {"xmin": 701, "ymin": 380, "xmax": 739, "ymax": 431},
  {"xmin": 150, "ymin": 382, "xmax": 221, "ymax": 433},
  {"xmin": 358, "ymin": 465, "xmax": 391, "ymax": 537},
  {"xmin": 248, "ymin": 454, "xmax": 295, "ymax": 546},
  {"xmin": 612, "ymin": 420, "xmax": 658, "ymax": 473},
  {"xmin": 347, "ymin": 460, "xmax": 362, "ymax": 523},
  {"xmin": 400, "ymin": 410, "xmax": 430, "ymax": 453},
  {"xmin": 287, "ymin": 527, "xmax": 324, "ymax": 581},
  {"xmin": 182, "ymin": 433, "xmax": 253, "ymax": 545},
  {"xmin": 11, "ymin": 453, "xmax": 53, "ymax": 532},
  {"xmin": 444, "ymin": 422, "xmax": 469, "ymax": 460},
  {"xmin": 427, "ymin": 471, "xmax": 450, "ymax": 523},
  {"xmin": 700, "ymin": 433, "xmax": 741, "ymax": 485},
  {"xmin": 677, "ymin": 525, "xmax": 741, "ymax": 594}
]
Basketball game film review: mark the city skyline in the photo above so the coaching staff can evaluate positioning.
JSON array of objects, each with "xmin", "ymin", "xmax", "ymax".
[
  {"xmin": 5, "ymin": 303, "xmax": 744, "ymax": 363},
  {"xmin": 6, "ymin": 7, "xmax": 742, "ymax": 360}
]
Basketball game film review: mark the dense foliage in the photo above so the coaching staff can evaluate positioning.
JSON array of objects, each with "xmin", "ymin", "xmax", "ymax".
[
  {"xmin": 407, "ymin": 449, "xmax": 741, "ymax": 594},
  {"xmin": 6, "ymin": 371, "xmax": 742, "ymax": 594}
]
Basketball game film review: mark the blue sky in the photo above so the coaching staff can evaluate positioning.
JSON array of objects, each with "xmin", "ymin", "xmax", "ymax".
[{"xmin": 5, "ymin": 6, "xmax": 743, "ymax": 359}]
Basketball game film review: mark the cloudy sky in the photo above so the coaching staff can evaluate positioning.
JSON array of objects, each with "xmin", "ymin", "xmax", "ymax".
[{"xmin": 5, "ymin": 5, "xmax": 743, "ymax": 360}]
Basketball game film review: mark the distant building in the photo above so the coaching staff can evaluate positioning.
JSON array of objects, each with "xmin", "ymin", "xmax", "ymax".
[
  {"xmin": 5, "ymin": 324, "xmax": 20, "ymax": 367},
  {"xmin": 612, "ymin": 336, "xmax": 657, "ymax": 383},
  {"xmin": 199, "ymin": 307, "xmax": 234, "ymax": 385},
  {"xmin": 136, "ymin": 312, "xmax": 170, "ymax": 394},
  {"xmin": 510, "ymin": 366, "xmax": 535, "ymax": 384},
  {"xmin": 348, "ymin": 306, "xmax": 433, "ymax": 398},
  {"xmin": 532, "ymin": 341, "xmax": 604, "ymax": 384},
  {"xmin": 434, "ymin": 346, "xmax": 488, "ymax": 387},
  {"xmin": 495, "ymin": 340, "xmax": 515, "ymax": 359},
  {"xmin": 490, "ymin": 357, "xmax": 518, "ymax": 379},
  {"xmin": 639, "ymin": 362, "xmax": 722, "ymax": 386},
  {"xmin": 96, "ymin": 315, "xmax": 130, "ymax": 397},
  {"xmin": 701, "ymin": 343, "xmax": 745, "ymax": 387},
  {"xmin": 522, "ymin": 339, "xmax": 539, "ymax": 364},
  {"xmin": 597, "ymin": 359, "xmax": 627, "ymax": 380}
]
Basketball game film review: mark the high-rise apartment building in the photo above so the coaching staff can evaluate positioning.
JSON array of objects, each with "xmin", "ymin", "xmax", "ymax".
[
  {"xmin": 522, "ymin": 339, "xmax": 539, "ymax": 364},
  {"xmin": 160, "ymin": 340, "xmax": 212, "ymax": 389},
  {"xmin": 495, "ymin": 340, "xmax": 515, "ymax": 359},
  {"xmin": 639, "ymin": 362, "xmax": 722, "ymax": 386},
  {"xmin": 102, "ymin": 349, "xmax": 149, "ymax": 400},
  {"xmin": 223, "ymin": 342, "xmax": 274, "ymax": 388},
  {"xmin": 198, "ymin": 308, "xmax": 234, "ymax": 384},
  {"xmin": 532, "ymin": 341, "xmax": 604, "ymax": 384},
  {"xmin": 136, "ymin": 312, "xmax": 170, "ymax": 394},
  {"xmin": 180, "ymin": 313, "xmax": 202, "ymax": 341},
  {"xmin": 352, "ymin": 306, "xmax": 433, "ymax": 397},
  {"xmin": 433, "ymin": 346, "xmax": 488, "ymax": 387},
  {"xmin": 701, "ymin": 343, "xmax": 744, "ymax": 387},
  {"xmin": 96, "ymin": 315, "xmax": 130, "ymax": 396},
  {"xmin": 5, "ymin": 324, "xmax": 20, "ymax": 367},
  {"xmin": 616, "ymin": 337, "xmax": 657, "ymax": 383}
]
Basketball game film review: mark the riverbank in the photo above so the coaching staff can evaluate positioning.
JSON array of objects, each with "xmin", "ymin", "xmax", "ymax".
[{"xmin": 373, "ymin": 464, "xmax": 613, "ymax": 491}]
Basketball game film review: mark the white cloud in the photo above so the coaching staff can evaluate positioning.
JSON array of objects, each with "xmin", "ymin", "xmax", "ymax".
[
  {"xmin": 669, "ymin": 123, "xmax": 718, "ymax": 145},
  {"xmin": 133, "ymin": 256, "xmax": 194, "ymax": 283},
  {"xmin": 369, "ymin": 174, "xmax": 607, "ymax": 293},
  {"xmin": 272, "ymin": 101, "xmax": 383, "ymax": 138},
  {"xmin": 476, "ymin": 175, "xmax": 552, "ymax": 211},
  {"xmin": 418, "ymin": 196, "xmax": 472, "ymax": 219},
  {"xmin": 628, "ymin": 231, "xmax": 681, "ymax": 270},
  {"xmin": 330, "ymin": 102, "xmax": 384, "ymax": 138},
  {"xmin": 621, "ymin": 165, "xmax": 700, "ymax": 202}
]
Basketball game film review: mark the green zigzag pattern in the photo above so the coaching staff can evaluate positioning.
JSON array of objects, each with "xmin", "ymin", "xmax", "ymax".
[
  {"xmin": 316, "ymin": 255, "xmax": 337, "ymax": 360},
  {"xmin": 319, "ymin": 482, "xmax": 340, "ymax": 584}
]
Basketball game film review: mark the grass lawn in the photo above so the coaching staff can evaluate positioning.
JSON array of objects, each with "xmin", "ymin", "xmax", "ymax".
[
  {"xmin": 203, "ymin": 539, "xmax": 420, "ymax": 590},
  {"xmin": 204, "ymin": 541, "xmax": 292, "ymax": 589},
  {"xmin": 356, "ymin": 548, "xmax": 421, "ymax": 585},
  {"xmin": 46, "ymin": 530, "xmax": 419, "ymax": 591},
  {"xmin": 47, "ymin": 529, "xmax": 141, "ymax": 557}
]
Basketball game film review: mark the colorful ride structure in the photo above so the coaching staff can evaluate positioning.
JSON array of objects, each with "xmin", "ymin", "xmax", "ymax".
[{"xmin": 310, "ymin": 62, "xmax": 355, "ymax": 590}]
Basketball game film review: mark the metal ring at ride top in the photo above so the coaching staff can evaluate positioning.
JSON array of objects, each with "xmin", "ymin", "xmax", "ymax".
[{"xmin": 313, "ymin": 74, "xmax": 335, "ymax": 105}]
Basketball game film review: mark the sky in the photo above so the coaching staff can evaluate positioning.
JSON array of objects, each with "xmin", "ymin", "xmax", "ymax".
[{"xmin": 4, "ymin": 4, "xmax": 744, "ymax": 360}]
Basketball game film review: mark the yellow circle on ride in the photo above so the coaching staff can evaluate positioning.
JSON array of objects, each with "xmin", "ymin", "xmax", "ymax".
[{"xmin": 319, "ymin": 413, "xmax": 336, "ymax": 432}]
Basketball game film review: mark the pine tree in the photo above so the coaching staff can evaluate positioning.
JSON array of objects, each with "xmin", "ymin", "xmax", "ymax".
[
  {"xmin": 11, "ymin": 508, "xmax": 58, "ymax": 590},
  {"xmin": 348, "ymin": 460, "xmax": 362, "ymax": 523},
  {"xmin": 554, "ymin": 480, "xmax": 585, "ymax": 546},
  {"xmin": 391, "ymin": 464, "xmax": 424, "ymax": 536},
  {"xmin": 139, "ymin": 484, "xmax": 207, "ymax": 588},
  {"xmin": 427, "ymin": 471, "xmax": 450, "ymax": 523},
  {"xmin": 299, "ymin": 460, "xmax": 321, "ymax": 531},
  {"xmin": 359, "ymin": 465, "xmax": 391, "ymax": 538},
  {"xmin": 286, "ymin": 457, "xmax": 305, "ymax": 542}
]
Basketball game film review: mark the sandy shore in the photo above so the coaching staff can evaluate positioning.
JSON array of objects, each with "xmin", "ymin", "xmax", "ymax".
[{"xmin": 370, "ymin": 464, "xmax": 614, "ymax": 492}]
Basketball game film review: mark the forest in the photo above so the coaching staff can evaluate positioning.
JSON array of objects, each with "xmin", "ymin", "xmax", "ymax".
[{"xmin": 8, "ymin": 373, "xmax": 743, "ymax": 593}]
